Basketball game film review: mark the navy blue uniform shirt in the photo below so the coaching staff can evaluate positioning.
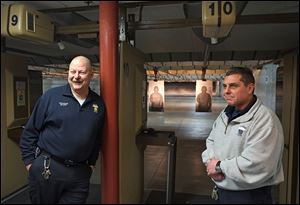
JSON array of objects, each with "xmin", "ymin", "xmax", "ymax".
[{"xmin": 20, "ymin": 84, "xmax": 105, "ymax": 167}]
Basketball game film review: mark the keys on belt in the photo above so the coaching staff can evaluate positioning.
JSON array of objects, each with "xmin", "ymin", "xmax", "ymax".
[
  {"xmin": 35, "ymin": 147, "xmax": 86, "ymax": 181},
  {"xmin": 42, "ymin": 156, "xmax": 51, "ymax": 180},
  {"xmin": 211, "ymin": 186, "xmax": 218, "ymax": 200}
]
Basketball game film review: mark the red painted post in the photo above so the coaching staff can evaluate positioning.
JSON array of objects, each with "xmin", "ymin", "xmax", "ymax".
[{"xmin": 99, "ymin": 1, "xmax": 119, "ymax": 204}]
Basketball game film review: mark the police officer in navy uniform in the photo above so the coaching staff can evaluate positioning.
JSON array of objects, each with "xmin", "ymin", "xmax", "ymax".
[{"xmin": 20, "ymin": 56, "xmax": 105, "ymax": 204}]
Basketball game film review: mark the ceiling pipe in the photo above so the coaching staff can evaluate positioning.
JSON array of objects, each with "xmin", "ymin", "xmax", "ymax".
[
  {"xmin": 153, "ymin": 67, "xmax": 158, "ymax": 82},
  {"xmin": 203, "ymin": 44, "xmax": 209, "ymax": 68},
  {"xmin": 201, "ymin": 44, "xmax": 209, "ymax": 81}
]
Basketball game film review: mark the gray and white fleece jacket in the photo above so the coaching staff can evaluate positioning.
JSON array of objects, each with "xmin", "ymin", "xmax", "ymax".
[{"xmin": 202, "ymin": 98, "xmax": 284, "ymax": 190}]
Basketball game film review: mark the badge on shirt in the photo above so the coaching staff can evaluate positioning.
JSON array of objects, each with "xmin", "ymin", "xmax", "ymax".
[
  {"xmin": 238, "ymin": 126, "xmax": 246, "ymax": 136},
  {"xmin": 92, "ymin": 104, "xmax": 98, "ymax": 113}
]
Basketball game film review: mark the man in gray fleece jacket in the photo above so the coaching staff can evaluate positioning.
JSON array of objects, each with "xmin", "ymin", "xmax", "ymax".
[{"xmin": 202, "ymin": 67, "xmax": 284, "ymax": 204}]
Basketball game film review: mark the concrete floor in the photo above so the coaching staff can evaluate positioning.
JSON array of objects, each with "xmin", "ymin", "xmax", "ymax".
[{"xmin": 144, "ymin": 96, "xmax": 227, "ymax": 197}]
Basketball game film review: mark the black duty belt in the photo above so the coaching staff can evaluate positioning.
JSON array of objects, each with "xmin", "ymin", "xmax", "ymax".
[{"xmin": 35, "ymin": 147, "xmax": 87, "ymax": 167}]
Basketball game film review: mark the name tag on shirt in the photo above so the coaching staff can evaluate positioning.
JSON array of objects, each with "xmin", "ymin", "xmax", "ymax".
[{"xmin": 59, "ymin": 102, "xmax": 69, "ymax": 106}]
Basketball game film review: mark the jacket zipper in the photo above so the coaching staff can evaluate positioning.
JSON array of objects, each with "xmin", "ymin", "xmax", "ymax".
[
  {"xmin": 221, "ymin": 115, "xmax": 228, "ymax": 134},
  {"xmin": 224, "ymin": 123, "xmax": 228, "ymax": 134}
]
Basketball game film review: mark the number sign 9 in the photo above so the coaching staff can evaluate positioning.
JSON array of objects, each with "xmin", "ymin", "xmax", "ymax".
[{"xmin": 11, "ymin": 15, "xmax": 18, "ymax": 26}]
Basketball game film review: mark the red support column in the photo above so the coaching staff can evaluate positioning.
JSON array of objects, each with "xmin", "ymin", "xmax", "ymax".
[{"xmin": 99, "ymin": 1, "xmax": 119, "ymax": 204}]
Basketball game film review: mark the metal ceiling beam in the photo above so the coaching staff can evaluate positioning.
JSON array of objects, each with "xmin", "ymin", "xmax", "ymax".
[
  {"xmin": 120, "ymin": 1, "xmax": 201, "ymax": 8},
  {"xmin": 39, "ymin": 5, "xmax": 98, "ymax": 13},
  {"xmin": 39, "ymin": 1, "xmax": 202, "ymax": 13},
  {"xmin": 237, "ymin": 13, "xmax": 299, "ymax": 24},
  {"xmin": 56, "ymin": 13, "xmax": 298, "ymax": 34},
  {"xmin": 128, "ymin": 13, "xmax": 299, "ymax": 30},
  {"xmin": 128, "ymin": 19, "xmax": 200, "ymax": 30},
  {"xmin": 56, "ymin": 24, "xmax": 99, "ymax": 34},
  {"xmin": 4, "ymin": 47, "xmax": 66, "ymax": 61}
]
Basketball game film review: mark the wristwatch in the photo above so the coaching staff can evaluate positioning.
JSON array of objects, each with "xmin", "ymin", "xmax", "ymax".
[{"xmin": 215, "ymin": 161, "xmax": 222, "ymax": 173}]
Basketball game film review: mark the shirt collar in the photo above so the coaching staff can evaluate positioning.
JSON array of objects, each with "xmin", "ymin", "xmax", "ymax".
[
  {"xmin": 225, "ymin": 95, "xmax": 257, "ymax": 123},
  {"xmin": 62, "ymin": 84, "xmax": 95, "ymax": 103}
]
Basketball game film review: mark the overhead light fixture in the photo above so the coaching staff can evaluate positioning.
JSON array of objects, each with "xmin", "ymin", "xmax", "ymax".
[
  {"xmin": 211, "ymin": 37, "xmax": 218, "ymax": 44},
  {"xmin": 57, "ymin": 41, "xmax": 65, "ymax": 50}
]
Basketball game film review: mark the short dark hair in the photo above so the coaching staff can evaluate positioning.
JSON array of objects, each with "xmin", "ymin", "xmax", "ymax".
[{"xmin": 225, "ymin": 67, "xmax": 255, "ymax": 85}]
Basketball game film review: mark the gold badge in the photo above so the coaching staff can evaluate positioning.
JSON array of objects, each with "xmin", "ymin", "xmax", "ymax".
[{"xmin": 92, "ymin": 104, "xmax": 98, "ymax": 113}]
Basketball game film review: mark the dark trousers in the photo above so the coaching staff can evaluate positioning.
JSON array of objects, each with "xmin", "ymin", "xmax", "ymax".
[
  {"xmin": 217, "ymin": 186, "xmax": 272, "ymax": 204},
  {"xmin": 28, "ymin": 154, "xmax": 92, "ymax": 204}
]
